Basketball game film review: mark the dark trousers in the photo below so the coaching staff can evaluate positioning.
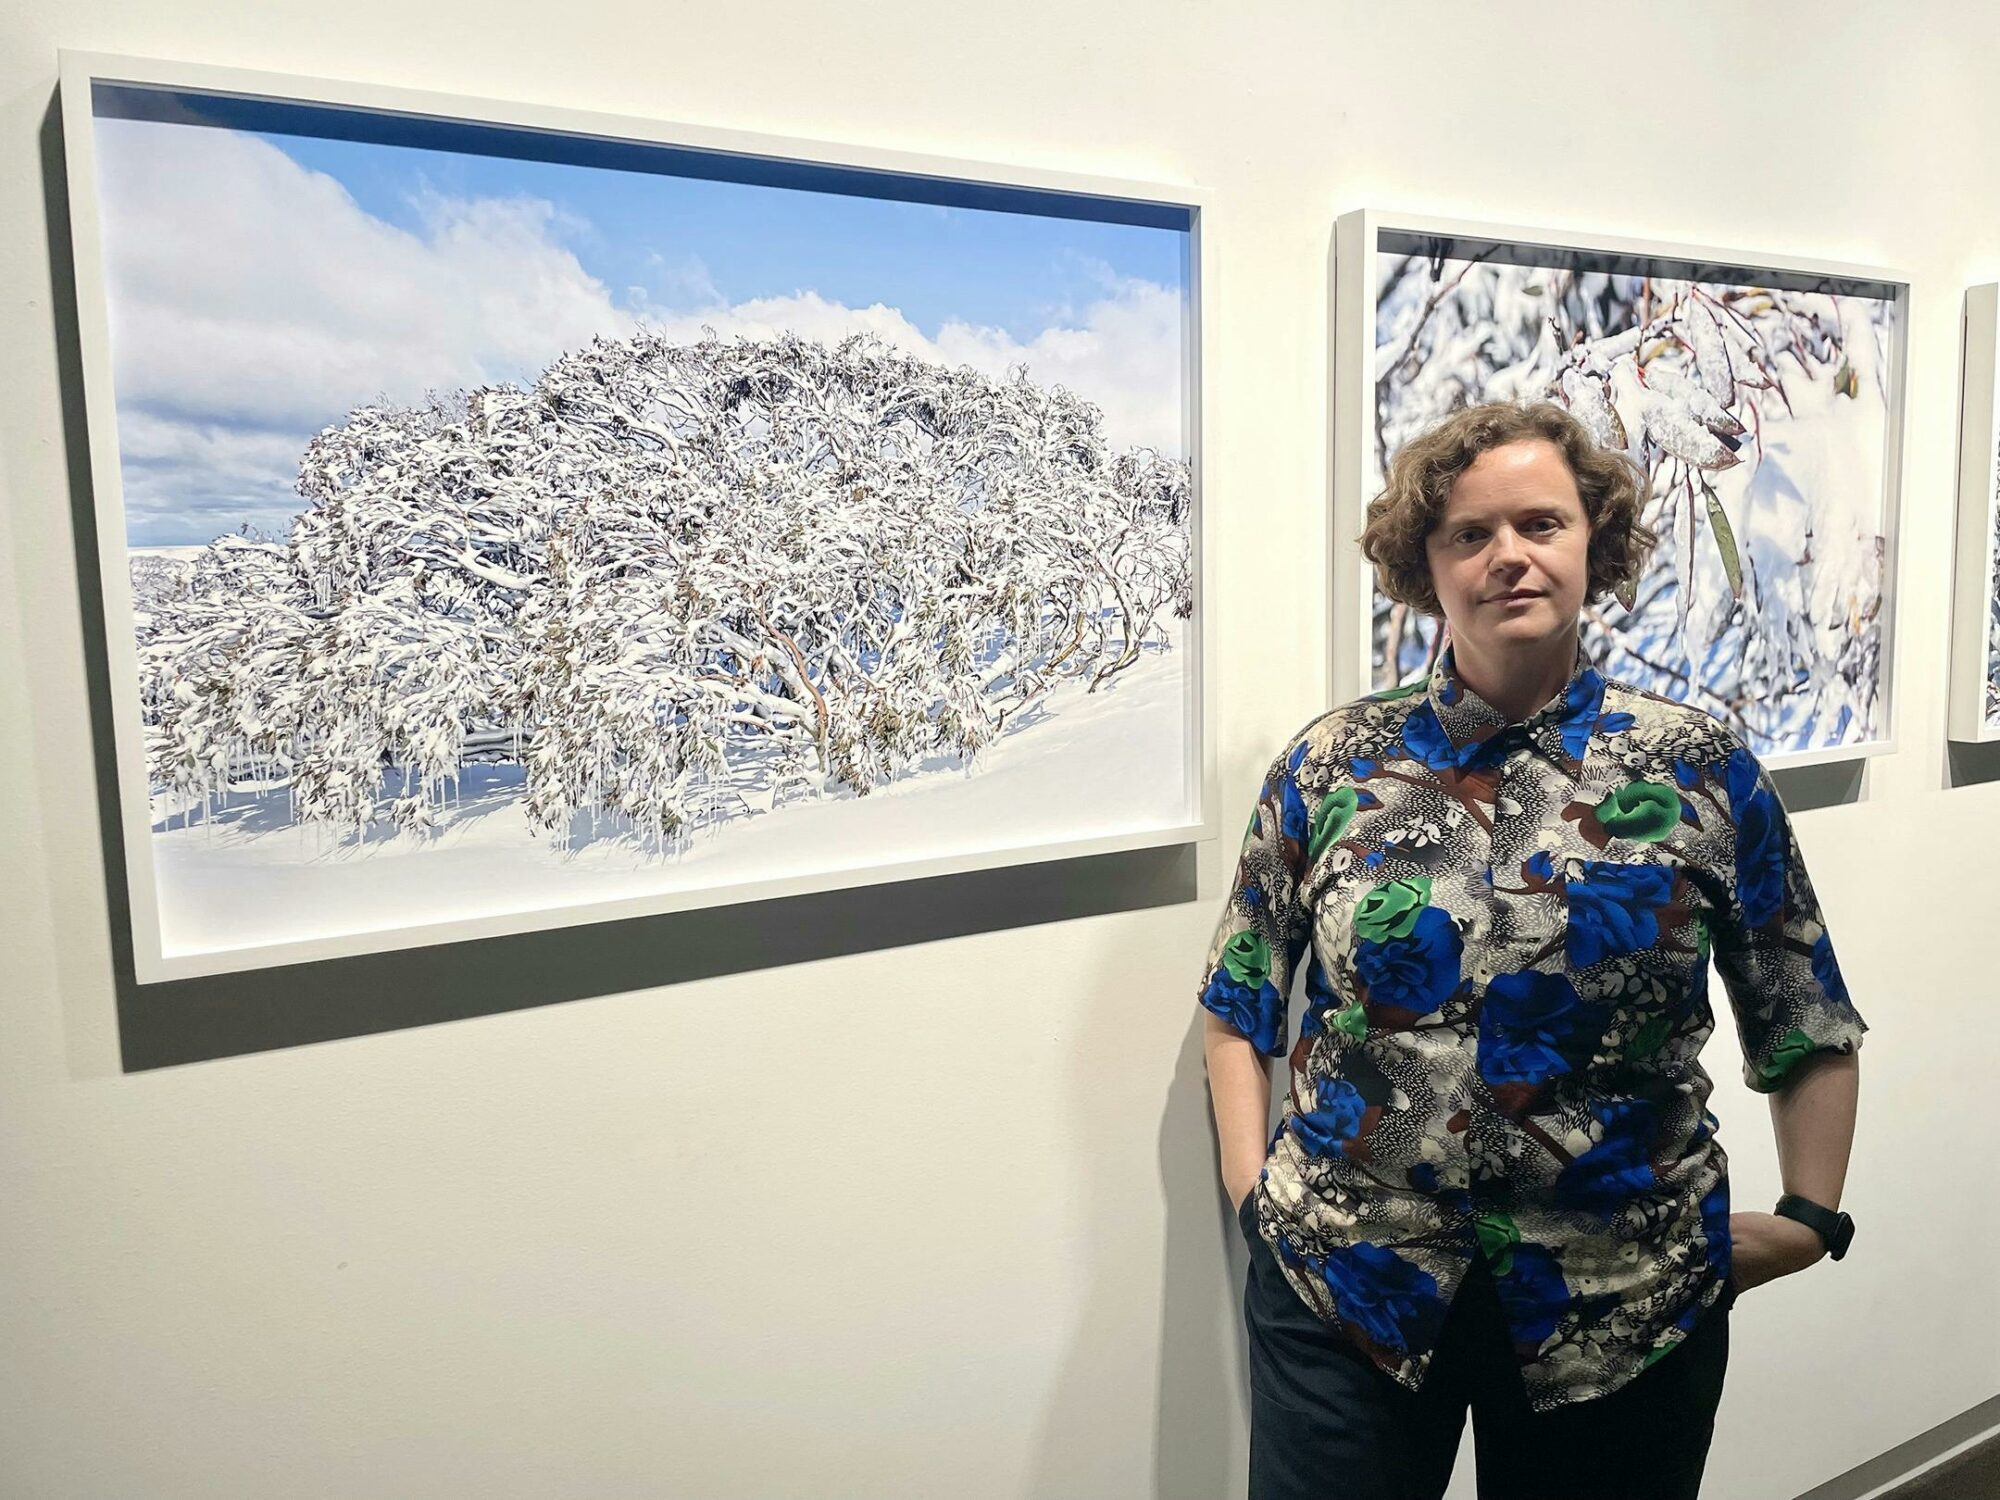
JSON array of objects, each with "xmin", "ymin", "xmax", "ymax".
[{"xmin": 1241, "ymin": 1202, "xmax": 1731, "ymax": 1500}]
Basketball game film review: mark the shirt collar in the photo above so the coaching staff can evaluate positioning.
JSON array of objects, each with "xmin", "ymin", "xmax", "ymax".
[{"xmin": 1423, "ymin": 640, "xmax": 1606, "ymax": 777}]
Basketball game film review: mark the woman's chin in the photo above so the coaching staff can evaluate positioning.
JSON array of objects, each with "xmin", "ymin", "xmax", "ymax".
[{"xmin": 1466, "ymin": 611, "xmax": 1574, "ymax": 650}]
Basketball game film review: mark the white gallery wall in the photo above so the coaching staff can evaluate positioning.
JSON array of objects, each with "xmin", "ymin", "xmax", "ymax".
[{"xmin": 1, "ymin": 2, "xmax": 1994, "ymax": 1497}]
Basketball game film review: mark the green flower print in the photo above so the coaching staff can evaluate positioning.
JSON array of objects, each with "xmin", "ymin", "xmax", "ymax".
[
  {"xmin": 1625, "ymin": 1015, "xmax": 1673, "ymax": 1061},
  {"xmin": 1309, "ymin": 787, "xmax": 1360, "ymax": 861},
  {"xmin": 1221, "ymin": 930, "xmax": 1273, "ymax": 990},
  {"xmin": 1332, "ymin": 1002, "xmax": 1368, "ymax": 1040},
  {"xmin": 1353, "ymin": 876, "xmax": 1433, "ymax": 942},
  {"xmin": 1640, "ymin": 1335, "xmax": 1681, "ymax": 1371},
  {"xmin": 1755, "ymin": 1027, "xmax": 1818, "ymax": 1089},
  {"xmin": 1475, "ymin": 1212, "xmax": 1521, "ymax": 1276},
  {"xmin": 1594, "ymin": 782, "xmax": 1681, "ymax": 842},
  {"xmin": 1371, "ymin": 678, "xmax": 1426, "ymax": 701}
]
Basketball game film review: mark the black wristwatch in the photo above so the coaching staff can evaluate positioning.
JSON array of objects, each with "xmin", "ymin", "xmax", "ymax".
[{"xmin": 1774, "ymin": 1193, "xmax": 1855, "ymax": 1261}]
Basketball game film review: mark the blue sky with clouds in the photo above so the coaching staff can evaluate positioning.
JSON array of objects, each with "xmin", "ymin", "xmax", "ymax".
[
  {"xmin": 93, "ymin": 95, "xmax": 1190, "ymax": 546},
  {"xmin": 264, "ymin": 131, "xmax": 1185, "ymax": 345}
]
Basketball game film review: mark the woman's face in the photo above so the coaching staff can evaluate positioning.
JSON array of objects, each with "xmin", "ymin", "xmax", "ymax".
[{"xmin": 1424, "ymin": 438, "xmax": 1592, "ymax": 664}]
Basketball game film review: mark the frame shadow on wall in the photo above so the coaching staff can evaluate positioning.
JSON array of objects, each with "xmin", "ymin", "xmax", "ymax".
[
  {"xmin": 38, "ymin": 95, "xmax": 1199, "ymax": 1073},
  {"xmin": 108, "ymin": 845, "xmax": 1196, "ymax": 1071}
]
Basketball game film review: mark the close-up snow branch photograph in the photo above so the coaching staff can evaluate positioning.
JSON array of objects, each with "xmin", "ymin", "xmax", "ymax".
[
  {"xmin": 1358, "ymin": 223, "xmax": 1904, "ymax": 762},
  {"xmin": 72, "ymin": 70, "xmax": 1202, "ymax": 978}
]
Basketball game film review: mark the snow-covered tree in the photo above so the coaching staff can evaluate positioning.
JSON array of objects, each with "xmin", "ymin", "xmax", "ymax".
[
  {"xmin": 135, "ymin": 534, "xmax": 310, "ymax": 824},
  {"xmin": 1374, "ymin": 253, "xmax": 1896, "ymax": 752},
  {"xmin": 133, "ymin": 331, "xmax": 1191, "ymax": 846}
]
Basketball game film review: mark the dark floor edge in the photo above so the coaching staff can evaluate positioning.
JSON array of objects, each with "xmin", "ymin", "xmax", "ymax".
[{"xmin": 1795, "ymin": 1394, "xmax": 2000, "ymax": 1500}]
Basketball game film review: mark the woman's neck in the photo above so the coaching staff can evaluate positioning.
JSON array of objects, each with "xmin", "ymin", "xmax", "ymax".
[{"xmin": 1448, "ymin": 628, "xmax": 1580, "ymax": 725}]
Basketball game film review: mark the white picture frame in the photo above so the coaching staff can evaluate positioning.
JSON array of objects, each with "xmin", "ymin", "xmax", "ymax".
[
  {"xmin": 60, "ymin": 50, "xmax": 1215, "ymax": 982},
  {"xmin": 1948, "ymin": 284, "xmax": 2000, "ymax": 744},
  {"xmin": 1331, "ymin": 208, "xmax": 1909, "ymax": 771}
]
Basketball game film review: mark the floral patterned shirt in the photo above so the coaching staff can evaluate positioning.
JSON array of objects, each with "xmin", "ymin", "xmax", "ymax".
[{"xmin": 1199, "ymin": 644, "xmax": 1866, "ymax": 1411}]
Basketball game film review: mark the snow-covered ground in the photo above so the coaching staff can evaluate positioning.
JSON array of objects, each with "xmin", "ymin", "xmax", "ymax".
[{"xmin": 149, "ymin": 647, "xmax": 1189, "ymax": 962}]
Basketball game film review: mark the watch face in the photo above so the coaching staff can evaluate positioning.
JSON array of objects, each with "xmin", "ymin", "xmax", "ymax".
[{"xmin": 1830, "ymin": 1214, "xmax": 1856, "ymax": 1259}]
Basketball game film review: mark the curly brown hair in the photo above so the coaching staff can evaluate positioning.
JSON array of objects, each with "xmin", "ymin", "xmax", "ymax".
[{"xmin": 1359, "ymin": 401, "xmax": 1656, "ymax": 616}]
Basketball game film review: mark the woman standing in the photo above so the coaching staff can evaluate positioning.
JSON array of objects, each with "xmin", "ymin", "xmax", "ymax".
[{"xmin": 1198, "ymin": 401, "xmax": 1864, "ymax": 1500}]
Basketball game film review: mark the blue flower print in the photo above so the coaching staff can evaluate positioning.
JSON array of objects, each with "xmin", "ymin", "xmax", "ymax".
[
  {"xmin": 1479, "ymin": 969, "xmax": 1592, "ymax": 1084},
  {"xmin": 1699, "ymin": 1181, "xmax": 1731, "ymax": 1282},
  {"xmin": 1812, "ymin": 931, "xmax": 1850, "ymax": 1008},
  {"xmin": 1201, "ymin": 971, "xmax": 1282, "ymax": 1053},
  {"xmin": 1293, "ymin": 1077, "xmax": 1368, "ymax": 1157},
  {"xmin": 1399, "ymin": 704, "xmax": 1458, "ymax": 772},
  {"xmin": 1300, "ymin": 957, "xmax": 1341, "ymax": 1039},
  {"xmin": 1724, "ymin": 747, "xmax": 1787, "ymax": 927},
  {"xmin": 1201, "ymin": 931, "xmax": 1284, "ymax": 1053},
  {"xmin": 1279, "ymin": 741, "xmax": 1311, "ymax": 844},
  {"xmin": 1308, "ymin": 1241, "xmax": 1444, "ymax": 1353},
  {"xmin": 1564, "ymin": 861, "xmax": 1675, "ymax": 968},
  {"xmin": 1354, "ymin": 905, "xmax": 1463, "ymax": 1014},
  {"xmin": 1493, "ymin": 1242, "xmax": 1570, "ymax": 1347},
  {"xmin": 1556, "ymin": 1098, "xmax": 1657, "ymax": 1209},
  {"xmin": 1554, "ymin": 671, "xmax": 1606, "ymax": 759}
]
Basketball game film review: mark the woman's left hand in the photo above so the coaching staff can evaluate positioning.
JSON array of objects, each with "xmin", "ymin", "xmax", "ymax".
[{"xmin": 1727, "ymin": 1210, "xmax": 1826, "ymax": 1293}]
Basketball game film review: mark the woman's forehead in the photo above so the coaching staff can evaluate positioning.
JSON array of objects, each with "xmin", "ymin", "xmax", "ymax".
[{"xmin": 1439, "ymin": 443, "xmax": 1583, "ymax": 521}]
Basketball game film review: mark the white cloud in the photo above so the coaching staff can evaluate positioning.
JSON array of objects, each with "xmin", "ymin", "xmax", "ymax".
[
  {"xmin": 93, "ymin": 118, "xmax": 636, "ymax": 431},
  {"xmin": 112, "ymin": 410, "xmax": 307, "ymax": 541},
  {"xmin": 90, "ymin": 119, "xmax": 1188, "ymax": 541},
  {"xmin": 642, "ymin": 249, "xmax": 722, "ymax": 308}
]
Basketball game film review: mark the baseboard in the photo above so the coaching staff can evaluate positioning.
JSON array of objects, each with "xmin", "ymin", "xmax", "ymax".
[{"xmin": 1795, "ymin": 1395, "xmax": 2000, "ymax": 1500}]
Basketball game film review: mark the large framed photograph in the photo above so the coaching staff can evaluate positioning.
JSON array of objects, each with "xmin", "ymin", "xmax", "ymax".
[
  {"xmin": 1331, "ymin": 209, "xmax": 1908, "ymax": 769},
  {"xmin": 1949, "ymin": 284, "xmax": 2000, "ymax": 744},
  {"xmin": 61, "ymin": 52, "xmax": 1211, "ymax": 983}
]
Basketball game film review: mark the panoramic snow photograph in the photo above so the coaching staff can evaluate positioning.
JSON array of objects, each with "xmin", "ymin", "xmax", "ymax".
[
  {"xmin": 89, "ymin": 86, "xmax": 1196, "ymax": 967},
  {"xmin": 1369, "ymin": 234, "xmax": 1900, "ymax": 758}
]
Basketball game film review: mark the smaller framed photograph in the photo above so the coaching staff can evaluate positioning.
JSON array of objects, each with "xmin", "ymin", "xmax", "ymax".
[
  {"xmin": 1948, "ymin": 284, "xmax": 2000, "ymax": 744},
  {"xmin": 1332, "ymin": 209, "xmax": 1910, "ymax": 770}
]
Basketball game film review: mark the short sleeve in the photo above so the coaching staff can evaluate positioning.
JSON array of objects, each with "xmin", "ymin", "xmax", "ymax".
[
  {"xmin": 1708, "ymin": 743, "xmax": 1867, "ymax": 1093},
  {"xmin": 1196, "ymin": 741, "xmax": 1313, "ymax": 1057}
]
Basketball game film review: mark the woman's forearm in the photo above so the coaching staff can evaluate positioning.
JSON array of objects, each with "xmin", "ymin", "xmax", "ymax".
[
  {"xmin": 1767, "ymin": 1050, "xmax": 1860, "ymax": 1208},
  {"xmin": 1203, "ymin": 1010, "xmax": 1275, "ymax": 1207}
]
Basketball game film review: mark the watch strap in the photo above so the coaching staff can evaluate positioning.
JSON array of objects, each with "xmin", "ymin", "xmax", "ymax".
[{"xmin": 1775, "ymin": 1193, "xmax": 1854, "ymax": 1261}]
